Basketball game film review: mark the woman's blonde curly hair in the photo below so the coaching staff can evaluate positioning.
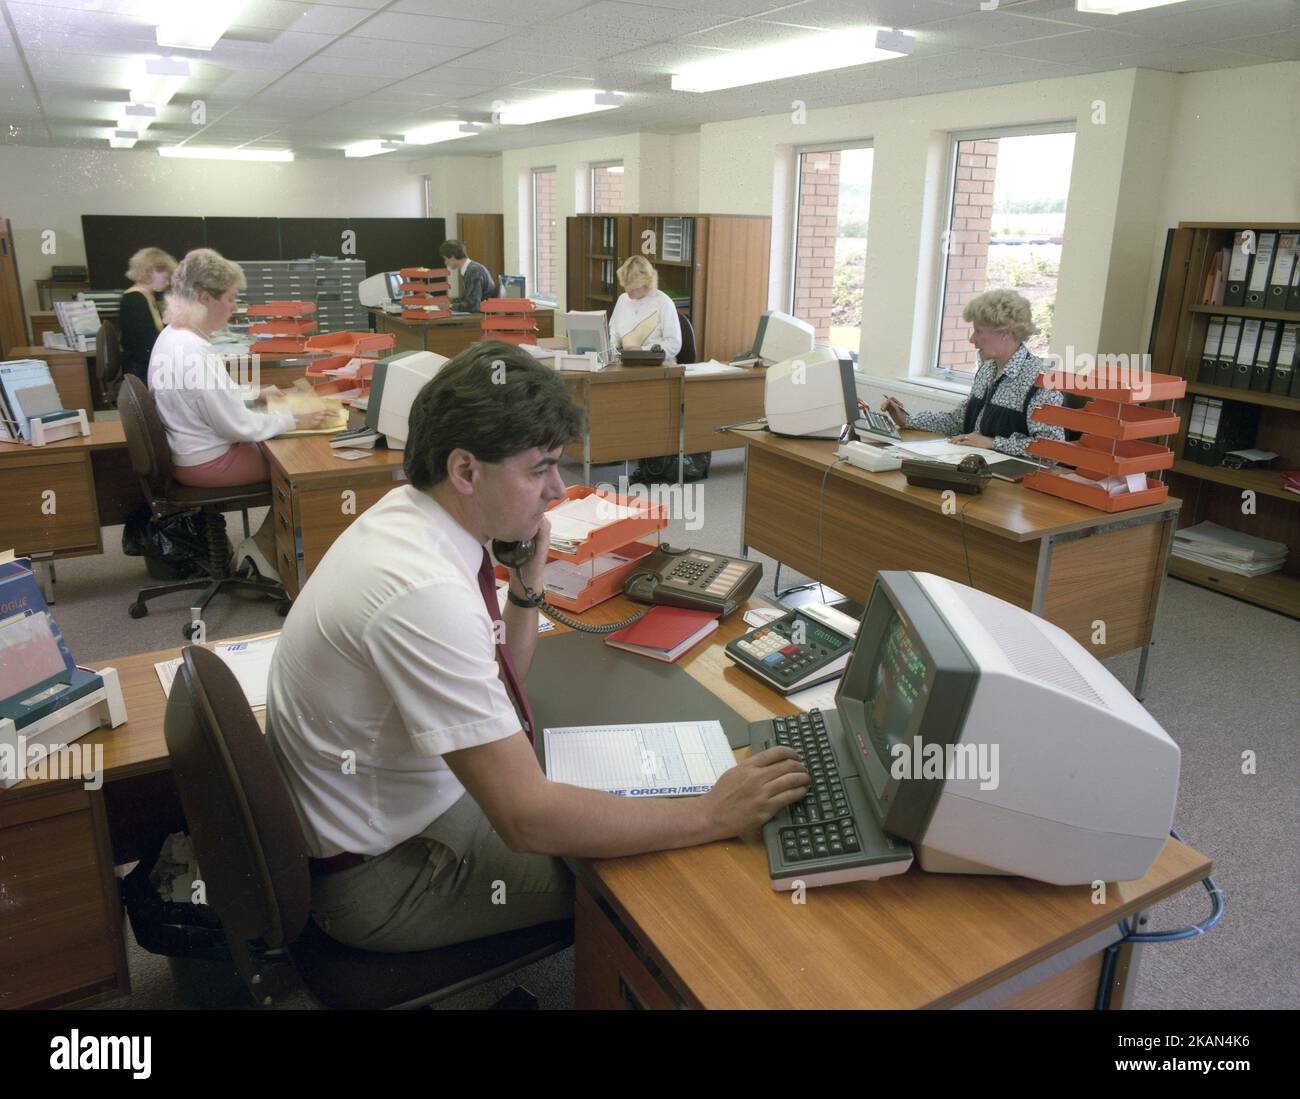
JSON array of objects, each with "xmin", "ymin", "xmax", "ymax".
[
  {"xmin": 163, "ymin": 248, "xmax": 246, "ymax": 329},
  {"xmin": 962, "ymin": 288, "xmax": 1037, "ymax": 343}
]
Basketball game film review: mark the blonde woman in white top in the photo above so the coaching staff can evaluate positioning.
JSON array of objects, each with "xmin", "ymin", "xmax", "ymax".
[
  {"xmin": 608, "ymin": 255, "xmax": 682, "ymax": 362},
  {"xmin": 148, "ymin": 248, "xmax": 324, "ymax": 576}
]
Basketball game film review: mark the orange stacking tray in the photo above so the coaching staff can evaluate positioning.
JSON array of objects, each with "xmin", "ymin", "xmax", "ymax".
[
  {"xmin": 1025, "ymin": 367, "xmax": 1186, "ymax": 512},
  {"xmin": 481, "ymin": 297, "xmax": 538, "ymax": 345},
  {"xmin": 399, "ymin": 268, "xmax": 451, "ymax": 319},
  {"xmin": 248, "ymin": 300, "xmax": 318, "ymax": 352},
  {"xmin": 491, "ymin": 486, "xmax": 668, "ymax": 612}
]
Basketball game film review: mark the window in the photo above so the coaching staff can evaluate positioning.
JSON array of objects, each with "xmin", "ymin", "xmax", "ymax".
[
  {"xmin": 791, "ymin": 142, "xmax": 873, "ymax": 351},
  {"xmin": 935, "ymin": 128, "xmax": 1076, "ymax": 375},
  {"xmin": 591, "ymin": 162, "xmax": 624, "ymax": 214},
  {"xmin": 532, "ymin": 167, "xmax": 558, "ymax": 303}
]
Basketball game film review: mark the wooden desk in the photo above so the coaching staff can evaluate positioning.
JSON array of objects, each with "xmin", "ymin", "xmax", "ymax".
[
  {"xmin": 1, "ymin": 602, "xmax": 1211, "ymax": 1010},
  {"xmin": 369, "ymin": 307, "xmax": 555, "ymax": 358},
  {"xmin": 560, "ymin": 364, "xmax": 766, "ymax": 485},
  {"xmin": 261, "ymin": 435, "xmax": 406, "ymax": 598},
  {"xmin": 730, "ymin": 430, "xmax": 1181, "ymax": 697},
  {"xmin": 0, "ymin": 421, "xmax": 139, "ymax": 574}
]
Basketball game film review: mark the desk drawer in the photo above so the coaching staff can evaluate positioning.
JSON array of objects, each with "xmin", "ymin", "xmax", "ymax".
[
  {"xmin": 0, "ymin": 785, "xmax": 128, "ymax": 1008},
  {"xmin": 573, "ymin": 883, "xmax": 682, "ymax": 1010},
  {"xmin": 0, "ymin": 450, "xmax": 100, "ymax": 556}
]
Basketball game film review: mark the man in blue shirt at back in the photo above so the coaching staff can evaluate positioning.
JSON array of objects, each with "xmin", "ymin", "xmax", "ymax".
[{"xmin": 440, "ymin": 239, "xmax": 497, "ymax": 312}]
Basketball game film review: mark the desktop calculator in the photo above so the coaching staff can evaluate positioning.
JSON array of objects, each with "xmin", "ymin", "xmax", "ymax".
[
  {"xmin": 855, "ymin": 411, "xmax": 901, "ymax": 443},
  {"xmin": 724, "ymin": 604, "xmax": 858, "ymax": 694}
]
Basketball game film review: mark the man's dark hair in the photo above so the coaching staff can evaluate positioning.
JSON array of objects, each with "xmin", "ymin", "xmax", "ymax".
[
  {"xmin": 404, "ymin": 342, "xmax": 585, "ymax": 489},
  {"xmin": 439, "ymin": 239, "xmax": 467, "ymax": 261}
]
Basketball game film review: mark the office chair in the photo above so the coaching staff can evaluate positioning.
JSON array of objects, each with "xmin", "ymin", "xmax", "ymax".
[
  {"xmin": 96, "ymin": 319, "xmax": 123, "ymax": 406},
  {"xmin": 678, "ymin": 312, "xmax": 697, "ymax": 365},
  {"xmin": 163, "ymin": 645, "xmax": 573, "ymax": 1009},
  {"xmin": 117, "ymin": 375, "xmax": 287, "ymax": 638}
]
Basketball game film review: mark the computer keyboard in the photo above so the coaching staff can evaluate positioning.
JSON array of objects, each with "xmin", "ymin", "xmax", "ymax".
[
  {"xmin": 855, "ymin": 410, "xmax": 901, "ymax": 442},
  {"xmin": 752, "ymin": 708, "xmax": 913, "ymax": 890}
]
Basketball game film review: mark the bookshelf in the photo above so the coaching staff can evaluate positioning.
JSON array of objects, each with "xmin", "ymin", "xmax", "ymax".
[
  {"xmin": 566, "ymin": 213, "xmax": 771, "ymax": 362},
  {"xmin": 1152, "ymin": 220, "xmax": 1300, "ymax": 619}
]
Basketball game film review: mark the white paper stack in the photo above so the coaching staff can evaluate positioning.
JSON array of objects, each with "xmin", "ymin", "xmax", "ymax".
[
  {"xmin": 1171, "ymin": 521, "xmax": 1287, "ymax": 577},
  {"xmin": 53, "ymin": 300, "xmax": 99, "ymax": 351},
  {"xmin": 545, "ymin": 494, "xmax": 643, "ymax": 553}
]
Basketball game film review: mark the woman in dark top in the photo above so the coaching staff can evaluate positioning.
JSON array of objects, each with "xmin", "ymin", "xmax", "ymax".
[
  {"xmin": 882, "ymin": 288, "xmax": 1065, "ymax": 458},
  {"xmin": 119, "ymin": 247, "xmax": 177, "ymax": 382}
]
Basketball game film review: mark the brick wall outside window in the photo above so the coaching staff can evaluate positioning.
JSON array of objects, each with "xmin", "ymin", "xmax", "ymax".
[
  {"xmin": 592, "ymin": 166, "xmax": 623, "ymax": 213},
  {"xmin": 938, "ymin": 140, "xmax": 999, "ymax": 371},
  {"xmin": 534, "ymin": 169, "xmax": 557, "ymax": 298},
  {"xmin": 793, "ymin": 150, "xmax": 840, "ymax": 343}
]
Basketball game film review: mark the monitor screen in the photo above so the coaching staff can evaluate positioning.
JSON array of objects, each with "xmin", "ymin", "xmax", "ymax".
[
  {"xmin": 863, "ymin": 609, "xmax": 930, "ymax": 763},
  {"xmin": 384, "ymin": 271, "xmax": 402, "ymax": 302}
]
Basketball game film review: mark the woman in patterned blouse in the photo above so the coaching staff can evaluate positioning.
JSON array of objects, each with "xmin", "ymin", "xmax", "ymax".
[{"xmin": 882, "ymin": 289, "xmax": 1064, "ymax": 458}]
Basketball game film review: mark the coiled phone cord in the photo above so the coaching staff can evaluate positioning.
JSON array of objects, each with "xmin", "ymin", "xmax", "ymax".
[{"xmin": 506, "ymin": 568, "xmax": 650, "ymax": 635}]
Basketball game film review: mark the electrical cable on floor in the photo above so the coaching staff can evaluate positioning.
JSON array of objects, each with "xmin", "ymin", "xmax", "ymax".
[
  {"xmin": 816, "ymin": 456, "xmax": 847, "ymax": 606},
  {"xmin": 1094, "ymin": 826, "xmax": 1225, "ymax": 1009},
  {"xmin": 958, "ymin": 493, "xmax": 978, "ymax": 587}
]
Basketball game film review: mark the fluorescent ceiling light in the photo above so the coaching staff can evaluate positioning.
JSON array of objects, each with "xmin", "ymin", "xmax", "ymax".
[
  {"xmin": 344, "ymin": 140, "xmax": 401, "ymax": 158},
  {"xmin": 1075, "ymin": 0, "xmax": 1188, "ymax": 12},
  {"xmin": 130, "ymin": 66, "xmax": 187, "ymax": 108},
  {"xmin": 404, "ymin": 121, "xmax": 481, "ymax": 145},
  {"xmin": 159, "ymin": 146, "xmax": 293, "ymax": 162},
  {"xmin": 156, "ymin": 1, "xmax": 248, "ymax": 51},
  {"xmin": 123, "ymin": 104, "xmax": 156, "ymax": 118},
  {"xmin": 671, "ymin": 27, "xmax": 913, "ymax": 92},
  {"xmin": 497, "ymin": 90, "xmax": 624, "ymax": 126},
  {"xmin": 109, "ymin": 135, "xmax": 138, "ymax": 149}
]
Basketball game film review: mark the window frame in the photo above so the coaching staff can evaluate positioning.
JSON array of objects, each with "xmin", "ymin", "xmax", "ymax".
[
  {"xmin": 929, "ymin": 122, "xmax": 1076, "ymax": 381},
  {"xmin": 589, "ymin": 160, "xmax": 624, "ymax": 214},
  {"xmin": 531, "ymin": 165, "xmax": 558, "ymax": 305},
  {"xmin": 787, "ymin": 139, "xmax": 873, "ymax": 339}
]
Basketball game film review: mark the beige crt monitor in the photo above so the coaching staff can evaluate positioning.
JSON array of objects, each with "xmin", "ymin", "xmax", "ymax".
[{"xmin": 374, "ymin": 350, "xmax": 448, "ymax": 449}]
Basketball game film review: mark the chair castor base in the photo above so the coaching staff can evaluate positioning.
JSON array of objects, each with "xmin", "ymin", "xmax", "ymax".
[
  {"xmin": 129, "ymin": 602, "xmax": 148, "ymax": 619},
  {"xmin": 183, "ymin": 621, "xmax": 202, "ymax": 641}
]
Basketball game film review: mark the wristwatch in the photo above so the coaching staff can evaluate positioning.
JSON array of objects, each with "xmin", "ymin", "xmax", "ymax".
[{"xmin": 506, "ymin": 590, "xmax": 536, "ymax": 609}]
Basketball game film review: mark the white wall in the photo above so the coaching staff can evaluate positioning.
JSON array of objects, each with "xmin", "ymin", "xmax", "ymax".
[
  {"xmin": 414, "ymin": 153, "xmax": 503, "ymax": 238},
  {"xmin": 0, "ymin": 146, "xmax": 425, "ymax": 311},
  {"xmin": 1138, "ymin": 61, "xmax": 1300, "ymax": 348}
]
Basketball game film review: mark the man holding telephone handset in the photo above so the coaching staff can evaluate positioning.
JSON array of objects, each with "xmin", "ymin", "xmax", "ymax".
[{"xmin": 266, "ymin": 343, "xmax": 809, "ymax": 953}]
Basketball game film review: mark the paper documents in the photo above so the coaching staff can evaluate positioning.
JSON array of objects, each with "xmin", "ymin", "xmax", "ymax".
[
  {"xmin": 892, "ymin": 438, "xmax": 1010, "ymax": 465},
  {"xmin": 683, "ymin": 360, "xmax": 749, "ymax": 377},
  {"xmin": 544, "ymin": 720, "xmax": 735, "ymax": 797},
  {"xmin": 155, "ymin": 634, "xmax": 280, "ymax": 709},
  {"xmin": 1171, "ymin": 521, "xmax": 1286, "ymax": 577},
  {"xmin": 546, "ymin": 494, "xmax": 643, "ymax": 552}
]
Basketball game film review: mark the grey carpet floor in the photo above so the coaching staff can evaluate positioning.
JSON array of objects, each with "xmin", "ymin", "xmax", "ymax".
[{"xmin": 59, "ymin": 447, "xmax": 1297, "ymax": 1010}]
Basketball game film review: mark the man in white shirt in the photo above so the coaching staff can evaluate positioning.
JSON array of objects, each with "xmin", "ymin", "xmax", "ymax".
[{"xmin": 266, "ymin": 342, "xmax": 808, "ymax": 953}]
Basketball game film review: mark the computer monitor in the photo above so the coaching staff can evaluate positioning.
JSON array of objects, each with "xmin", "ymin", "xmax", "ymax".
[
  {"xmin": 367, "ymin": 350, "xmax": 449, "ymax": 449},
  {"xmin": 358, "ymin": 271, "xmax": 401, "ymax": 309},
  {"xmin": 499, "ymin": 275, "xmax": 526, "ymax": 299},
  {"xmin": 764, "ymin": 346, "xmax": 857, "ymax": 438},
  {"xmin": 740, "ymin": 310, "xmax": 814, "ymax": 363},
  {"xmin": 565, "ymin": 311, "xmax": 612, "ymax": 359},
  {"xmin": 838, "ymin": 572, "xmax": 1180, "ymax": 885}
]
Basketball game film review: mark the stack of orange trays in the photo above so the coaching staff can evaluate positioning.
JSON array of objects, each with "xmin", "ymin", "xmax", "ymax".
[
  {"xmin": 1024, "ymin": 367, "xmax": 1186, "ymax": 512},
  {"xmin": 246, "ymin": 301, "xmax": 317, "ymax": 353},
  {"xmin": 480, "ymin": 298, "xmax": 539, "ymax": 346},
  {"xmin": 301, "ymin": 331, "xmax": 396, "ymax": 383},
  {"xmin": 399, "ymin": 267, "xmax": 451, "ymax": 319}
]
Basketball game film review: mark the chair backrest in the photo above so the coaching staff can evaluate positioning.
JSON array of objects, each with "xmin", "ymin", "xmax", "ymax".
[
  {"xmin": 97, "ymin": 319, "xmax": 122, "ymax": 384},
  {"xmin": 117, "ymin": 375, "xmax": 175, "ymax": 500},
  {"xmin": 164, "ymin": 646, "xmax": 312, "ymax": 995},
  {"xmin": 678, "ymin": 312, "xmax": 697, "ymax": 365}
]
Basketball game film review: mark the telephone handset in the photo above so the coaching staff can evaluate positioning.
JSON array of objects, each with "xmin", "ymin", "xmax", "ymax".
[{"xmin": 492, "ymin": 538, "xmax": 536, "ymax": 570}]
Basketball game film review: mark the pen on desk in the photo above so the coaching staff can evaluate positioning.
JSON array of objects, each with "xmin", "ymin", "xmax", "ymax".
[{"xmin": 884, "ymin": 395, "xmax": 909, "ymax": 418}]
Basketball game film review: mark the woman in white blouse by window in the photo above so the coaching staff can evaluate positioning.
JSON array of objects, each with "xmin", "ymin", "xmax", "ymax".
[{"xmin": 608, "ymin": 255, "xmax": 682, "ymax": 362}]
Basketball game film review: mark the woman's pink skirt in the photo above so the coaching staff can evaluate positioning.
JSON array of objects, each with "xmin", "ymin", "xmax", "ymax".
[{"xmin": 172, "ymin": 443, "xmax": 270, "ymax": 487}]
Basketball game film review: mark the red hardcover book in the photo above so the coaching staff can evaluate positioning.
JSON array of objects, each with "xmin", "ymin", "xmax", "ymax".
[{"xmin": 604, "ymin": 606, "xmax": 720, "ymax": 663}]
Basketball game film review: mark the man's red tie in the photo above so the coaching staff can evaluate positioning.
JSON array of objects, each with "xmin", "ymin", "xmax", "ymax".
[{"xmin": 476, "ymin": 549, "xmax": 537, "ymax": 744}]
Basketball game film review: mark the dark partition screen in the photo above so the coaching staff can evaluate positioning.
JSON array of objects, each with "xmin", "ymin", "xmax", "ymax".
[
  {"xmin": 81, "ymin": 215, "xmax": 448, "ymax": 284},
  {"xmin": 82, "ymin": 215, "xmax": 206, "ymax": 289},
  {"xmin": 204, "ymin": 217, "xmax": 281, "ymax": 262},
  {"xmin": 348, "ymin": 218, "xmax": 446, "ymax": 275}
]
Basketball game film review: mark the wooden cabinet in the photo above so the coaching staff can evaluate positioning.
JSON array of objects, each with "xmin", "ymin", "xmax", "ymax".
[
  {"xmin": 567, "ymin": 213, "xmax": 772, "ymax": 362},
  {"xmin": 457, "ymin": 213, "xmax": 505, "ymax": 283},
  {"xmin": 0, "ymin": 218, "xmax": 29, "ymax": 356},
  {"xmin": 1153, "ymin": 221, "xmax": 1300, "ymax": 618},
  {"xmin": 0, "ymin": 784, "xmax": 129, "ymax": 1008}
]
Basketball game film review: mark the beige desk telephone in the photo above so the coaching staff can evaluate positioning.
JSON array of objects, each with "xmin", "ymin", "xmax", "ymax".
[{"xmin": 492, "ymin": 539, "xmax": 762, "ymax": 633}]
